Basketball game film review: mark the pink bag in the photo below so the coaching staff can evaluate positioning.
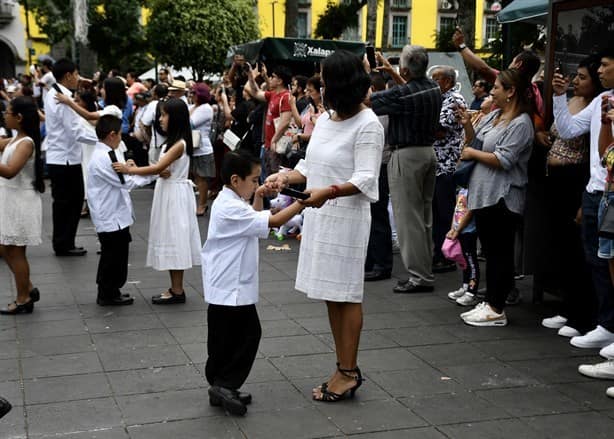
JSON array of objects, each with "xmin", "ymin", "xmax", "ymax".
[{"xmin": 442, "ymin": 238, "xmax": 467, "ymax": 270}]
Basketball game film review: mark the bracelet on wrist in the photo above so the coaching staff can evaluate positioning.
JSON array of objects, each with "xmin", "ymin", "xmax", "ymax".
[
  {"xmin": 458, "ymin": 43, "xmax": 467, "ymax": 51},
  {"xmin": 329, "ymin": 184, "xmax": 340, "ymax": 199}
]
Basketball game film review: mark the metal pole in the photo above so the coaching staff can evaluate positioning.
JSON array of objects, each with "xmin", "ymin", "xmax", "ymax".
[
  {"xmin": 24, "ymin": 0, "xmax": 32, "ymax": 66},
  {"xmin": 271, "ymin": 1, "xmax": 277, "ymax": 37}
]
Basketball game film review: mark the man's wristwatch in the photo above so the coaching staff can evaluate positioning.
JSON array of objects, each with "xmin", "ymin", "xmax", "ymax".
[{"xmin": 458, "ymin": 43, "xmax": 467, "ymax": 51}]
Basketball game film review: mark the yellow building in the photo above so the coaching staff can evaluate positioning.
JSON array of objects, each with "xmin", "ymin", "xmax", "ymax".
[
  {"xmin": 0, "ymin": 1, "xmax": 50, "ymax": 77},
  {"xmin": 256, "ymin": 0, "xmax": 502, "ymax": 50}
]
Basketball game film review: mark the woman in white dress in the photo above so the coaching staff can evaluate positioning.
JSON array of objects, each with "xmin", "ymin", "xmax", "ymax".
[
  {"xmin": 113, "ymin": 98, "xmax": 201, "ymax": 304},
  {"xmin": 266, "ymin": 51, "xmax": 384, "ymax": 401},
  {"xmin": 0, "ymin": 97, "xmax": 45, "ymax": 314}
]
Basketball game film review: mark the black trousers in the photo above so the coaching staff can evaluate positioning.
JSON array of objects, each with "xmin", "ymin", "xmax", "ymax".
[
  {"xmin": 97, "ymin": 228, "xmax": 131, "ymax": 301},
  {"xmin": 475, "ymin": 200, "xmax": 521, "ymax": 311},
  {"xmin": 432, "ymin": 172, "xmax": 456, "ymax": 263},
  {"xmin": 365, "ymin": 164, "xmax": 393, "ymax": 273},
  {"xmin": 122, "ymin": 133, "xmax": 149, "ymax": 167},
  {"xmin": 459, "ymin": 232, "xmax": 480, "ymax": 294},
  {"xmin": 205, "ymin": 304, "xmax": 261, "ymax": 390},
  {"xmin": 47, "ymin": 164, "xmax": 84, "ymax": 253}
]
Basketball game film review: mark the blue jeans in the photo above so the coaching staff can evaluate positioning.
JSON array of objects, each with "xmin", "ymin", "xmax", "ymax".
[{"xmin": 582, "ymin": 190, "xmax": 614, "ymax": 332}]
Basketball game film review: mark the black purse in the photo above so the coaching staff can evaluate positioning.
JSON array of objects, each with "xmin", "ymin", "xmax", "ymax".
[
  {"xmin": 599, "ymin": 198, "xmax": 614, "ymax": 239},
  {"xmin": 453, "ymin": 136, "xmax": 483, "ymax": 188}
]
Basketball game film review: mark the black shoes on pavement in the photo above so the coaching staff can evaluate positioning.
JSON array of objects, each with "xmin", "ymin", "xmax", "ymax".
[
  {"xmin": 96, "ymin": 296, "xmax": 134, "ymax": 306},
  {"xmin": 393, "ymin": 279, "xmax": 434, "ymax": 294},
  {"xmin": 0, "ymin": 397, "xmax": 12, "ymax": 419},
  {"xmin": 55, "ymin": 247, "xmax": 87, "ymax": 257},
  {"xmin": 364, "ymin": 270, "xmax": 392, "ymax": 282},
  {"xmin": 208, "ymin": 386, "xmax": 251, "ymax": 416}
]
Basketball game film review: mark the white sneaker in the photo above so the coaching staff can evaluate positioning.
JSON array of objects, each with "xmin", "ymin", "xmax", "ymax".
[
  {"xmin": 558, "ymin": 325, "xmax": 581, "ymax": 338},
  {"xmin": 607, "ymin": 387, "xmax": 614, "ymax": 398},
  {"xmin": 570, "ymin": 325, "xmax": 614, "ymax": 348},
  {"xmin": 599, "ymin": 342, "xmax": 614, "ymax": 360},
  {"xmin": 578, "ymin": 360, "xmax": 614, "ymax": 379},
  {"xmin": 456, "ymin": 292, "xmax": 479, "ymax": 307},
  {"xmin": 542, "ymin": 315, "xmax": 568, "ymax": 329},
  {"xmin": 448, "ymin": 286, "xmax": 467, "ymax": 301},
  {"xmin": 462, "ymin": 303, "xmax": 507, "ymax": 327},
  {"xmin": 460, "ymin": 302, "xmax": 487, "ymax": 318}
]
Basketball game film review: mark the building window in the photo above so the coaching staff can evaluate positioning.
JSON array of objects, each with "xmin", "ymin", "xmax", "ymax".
[
  {"xmin": 439, "ymin": 15, "xmax": 456, "ymax": 32},
  {"xmin": 392, "ymin": 15, "xmax": 408, "ymax": 48},
  {"xmin": 485, "ymin": 17, "xmax": 500, "ymax": 42},
  {"xmin": 297, "ymin": 10, "xmax": 310, "ymax": 38},
  {"xmin": 392, "ymin": 0, "xmax": 409, "ymax": 7}
]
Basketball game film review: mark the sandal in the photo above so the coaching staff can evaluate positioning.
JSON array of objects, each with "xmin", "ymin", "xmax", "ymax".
[
  {"xmin": 314, "ymin": 362, "xmax": 340, "ymax": 393},
  {"xmin": 0, "ymin": 300, "xmax": 34, "ymax": 315},
  {"xmin": 152, "ymin": 288, "xmax": 186, "ymax": 305},
  {"xmin": 196, "ymin": 205, "xmax": 208, "ymax": 217},
  {"xmin": 313, "ymin": 366, "xmax": 364, "ymax": 402}
]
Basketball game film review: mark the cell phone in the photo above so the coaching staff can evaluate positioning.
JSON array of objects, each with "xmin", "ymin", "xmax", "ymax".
[
  {"xmin": 281, "ymin": 187, "xmax": 309, "ymax": 200},
  {"xmin": 366, "ymin": 46, "xmax": 376, "ymax": 69},
  {"xmin": 555, "ymin": 60, "xmax": 564, "ymax": 76}
]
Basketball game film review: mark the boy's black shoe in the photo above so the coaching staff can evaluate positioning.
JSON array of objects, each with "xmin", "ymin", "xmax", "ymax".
[
  {"xmin": 208, "ymin": 386, "xmax": 247, "ymax": 416},
  {"xmin": 210, "ymin": 390, "xmax": 252, "ymax": 406},
  {"xmin": 96, "ymin": 296, "xmax": 134, "ymax": 306},
  {"xmin": 0, "ymin": 397, "xmax": 12, "ymax": 419}
]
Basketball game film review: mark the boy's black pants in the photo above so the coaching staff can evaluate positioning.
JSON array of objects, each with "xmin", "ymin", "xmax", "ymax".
[
  {"xmin": 205, "ymin": 304, "xmax": 261, "ymax": 390},
  {"xmin": 96, "ymin": 227, "xmax": 131, "ymax": 301}
]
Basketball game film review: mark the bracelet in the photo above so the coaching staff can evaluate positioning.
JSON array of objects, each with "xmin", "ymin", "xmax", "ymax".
[
  {"xmin": 458, "ymin": 43, "xmax": 467, "ymax": 51},
  {"xmin": 329, "ymin": 184, "xmax": 340, "ymax": 199}
]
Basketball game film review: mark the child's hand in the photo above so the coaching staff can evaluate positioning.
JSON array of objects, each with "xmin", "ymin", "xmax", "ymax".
[
  {"xmin": 125, "ymin": 159, "xmax": 137, "ymax": 167},
  {"xmin": 159, "ymin": 168, "xmax": 171, "ymax": 179},
  {"xmin": 446, "ymin": 228, "xmax": 459, "ymax": 240},
  {"xmin": 265, "ymin": 172, "xmax": 289, "ymax": 191},
  {"xmin": 54, "ymin": 93, "xmax": 72, "ymax": 104},
  {"xmin": 300, "ymin": 187, "xmax": 329, "ymax": 208}
]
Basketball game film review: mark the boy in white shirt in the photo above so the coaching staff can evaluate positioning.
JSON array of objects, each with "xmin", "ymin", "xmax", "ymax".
[
  {"xmin": 88, "ymin": 113, "xmax": 155, "ymax": 306},
  {"xmin": 202, "ymin": 151, "xmax": 303, "ymax": 415}
]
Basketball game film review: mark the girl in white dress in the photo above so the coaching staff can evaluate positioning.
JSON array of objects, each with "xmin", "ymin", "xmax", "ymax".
[
  {"xmin": 113, "ymin": 98, "xmax": 201, "ymax": 304},
  {"xmin": 0, "ymin": 97, "xmax": 45, "ymax": 315},
  {"xmin": 266, "ymin": 51, "xmax": 383, "ymax": 402}
]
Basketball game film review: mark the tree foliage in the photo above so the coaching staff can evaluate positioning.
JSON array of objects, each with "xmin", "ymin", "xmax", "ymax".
[
  {"xmin": 314, "ymin": 0, "xmax": 367, "ymax": 40},
  {"xmin": 20, "ymin": 0, "xmax": 72, "ymax": 44},
  {"xmin": 145, "ymin": 0, "xmax": 259, "ymax": 79},
  {"xmin": 88, "ymin": 0, "xmax": 151, "ymax": 73}
]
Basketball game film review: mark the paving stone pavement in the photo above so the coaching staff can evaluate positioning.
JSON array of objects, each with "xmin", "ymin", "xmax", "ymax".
[{"xmin": 1, "ymin": 189, "xmax": 614, "ymax": 438}]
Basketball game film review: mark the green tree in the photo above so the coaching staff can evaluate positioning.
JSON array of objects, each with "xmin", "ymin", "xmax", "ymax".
[
  {"xmin": 88, "ymin": 0, "xmax": 151, "ymax": 73},
  {"xmin": 20, "ymin": 0, "xmax": 72, "ymax": 44},
  {"xmin": 314, "ymin": 0, "xmax": 367, "ymax": 40},
  {"xmin": 145, "ymin": 0, "xmax": 259, "ymax": 79}
]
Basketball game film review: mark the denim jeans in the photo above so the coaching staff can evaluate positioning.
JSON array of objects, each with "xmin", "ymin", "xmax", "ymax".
[{"xmin": 582, "ymin": 190, "xmax": 614, "ymax": 332}]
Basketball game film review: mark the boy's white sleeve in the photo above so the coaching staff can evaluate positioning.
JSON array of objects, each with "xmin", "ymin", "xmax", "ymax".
[{"xmin": 217, "ymin": 204, "xmax": 271, "ymax": 239}]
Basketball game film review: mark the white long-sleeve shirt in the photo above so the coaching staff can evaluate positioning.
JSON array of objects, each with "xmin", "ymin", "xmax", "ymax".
[
  {"xmin": 553, "ymin": 91, "xmax": 612, "ymax": 193},
  {"xmin": 87, "ymin": 142, "xmax": 154, "ymax": 233},
  {"xmin": 43, "ymin": 83, "xmax": 98, "ymax": 165}
]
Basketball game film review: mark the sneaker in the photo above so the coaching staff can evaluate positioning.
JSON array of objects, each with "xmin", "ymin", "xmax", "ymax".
[
  {"xmin": 542, "ymin": 315, "xmax": 568, "ymax": 329},
  {"xmin": 570, "ymin": 325, "xmax": 614, "ymax": 348},
  {"xmin": 448, "ymin": 286, "xmax": 467, "ymax": 301},
  {"xmin": 462, "ymin": 303, "xmax": 507, "ymax": 327},
  {"xmin": 505, "ymin": 287, "xmax": 521, "ymax": 305},
  {"xmin": 460, "ymin": 301, "xmax": 487, "ymax": 319},
  {"xmin": 456, "ymin": 292, "xmax": 479, "ymax": 307},
  {"xmin": 578, "ymin": 360, "xmax": 614, "ymax": 379},
  {"xmin": 599, "ymin": 342, "xmax": 614, "ymax": 360},
  {"xmin": 607, "ymin": 387, "xmax": 614, "ymax": 398},
  {"xmin": 558, "ymin": 325, "xmax": 582, "ymax": 338}
]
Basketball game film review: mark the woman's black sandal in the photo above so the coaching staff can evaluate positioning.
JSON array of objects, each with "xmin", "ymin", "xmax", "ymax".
[
  {"xmin": 316, "ymin": 362, "xmax": 340, "ymax": 393},
  {"xmin": 314, "ymin": 367, "xmax": 364, "ymax": 402},
  {"xmin": 152, "ymin": 289, "xmax": 186, "ymax": 305},
  {"xmin": 0, "ymin": 300, "xmax": 34, "ymax": 315}
]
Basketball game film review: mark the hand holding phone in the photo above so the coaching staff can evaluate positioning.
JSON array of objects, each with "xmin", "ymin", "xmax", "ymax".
[
  {"xmin": 281, "ymin": 187, "xmax": 309, "ymax": 200},
  {"xmin": 366, "ymin": 46, "xmax": 376, "ymax": 69}
]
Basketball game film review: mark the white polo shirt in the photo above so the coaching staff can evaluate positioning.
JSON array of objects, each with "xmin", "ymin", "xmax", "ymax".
[
  {"xmin": 87, "ymin": 142, "xmax": 154, "ymax": 233},
  {"xmin": 44, "ymin": 83, "xmax": 98, "ymax": 165},
  {"xmin": 202, "ymin": 187, "xmax": 270, "ymax": 306}
]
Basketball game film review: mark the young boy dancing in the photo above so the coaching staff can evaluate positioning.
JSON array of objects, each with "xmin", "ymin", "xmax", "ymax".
[
  {"xmin": 88, "ymin": 112, "xmax": 155, "ymax": 306},
  {"xmin": 202, "ymin": 151, "xmax": 303, "ymax": 415}
]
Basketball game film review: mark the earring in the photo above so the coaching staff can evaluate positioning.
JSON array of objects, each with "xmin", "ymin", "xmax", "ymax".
[{"xmin": 506, "ymin": 97, "xmax": 511, "ymax": 103}]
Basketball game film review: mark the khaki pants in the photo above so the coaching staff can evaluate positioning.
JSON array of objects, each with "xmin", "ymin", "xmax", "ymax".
[{"xmin": 388, "ymin": 146, "xmax": 436, "ymax": 285}]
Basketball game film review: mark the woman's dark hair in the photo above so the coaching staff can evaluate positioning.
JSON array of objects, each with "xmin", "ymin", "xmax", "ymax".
[
  {"xmin": 9, "ymin": 96, "xmax": 44, "ymax": 193},
  {"xmin": 221, "ymin": 151, "xmax": 260, "ymax": 185},
  {"xmin": 103, "ymin": 77, "xmax": 127, "ymax": 110},
  {"xmin": 498, "ymin": 68, "xmax": 532, "ymax": 121},
  {"xmin": 578, "ymin": 54, "xmax": 606, "ymax": 98},
  {"xmin": 306, "ymin": 75, "xmax": 321, "ymax": 92},
  {"xmin": 161, "ymin": 98, "xmax": 193, "ymax": 156},
  {"xmin": 78, "ymin": 89, "xmax": 98, "ymax": 112},
  {"xmin": 321, "ymin": 50, "xmax": 371, "ymax": 118},
  {"xmin": 515, "ymin": 49, "xmax": 541, "ymax": 80}
]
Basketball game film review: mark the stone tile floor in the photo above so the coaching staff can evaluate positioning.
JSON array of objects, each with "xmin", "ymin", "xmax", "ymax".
[{"xmin": 1, "ymin": 189, "xmax": 613, "ymax": 438}]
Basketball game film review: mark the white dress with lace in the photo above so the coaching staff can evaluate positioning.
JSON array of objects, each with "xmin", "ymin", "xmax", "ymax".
[
  {"xmin": 146, "ymin": 139, "xmax": 201, "ymax": 270},
  {"xmin": 0, "ymin": 136, "xmax": 42, "ymax": 246}
]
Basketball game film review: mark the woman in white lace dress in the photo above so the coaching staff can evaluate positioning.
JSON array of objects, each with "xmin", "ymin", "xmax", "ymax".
[
  {"xmin": 0, "ymin": 97, "xmax": 45, "ymax": 314},
  {"xmin": 113, "ymin": 98, "xmax": 201, "ymax": 305},
  {"xmin": 266, "ymin": 51, "xmax": 383, "ymax": 402}
]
